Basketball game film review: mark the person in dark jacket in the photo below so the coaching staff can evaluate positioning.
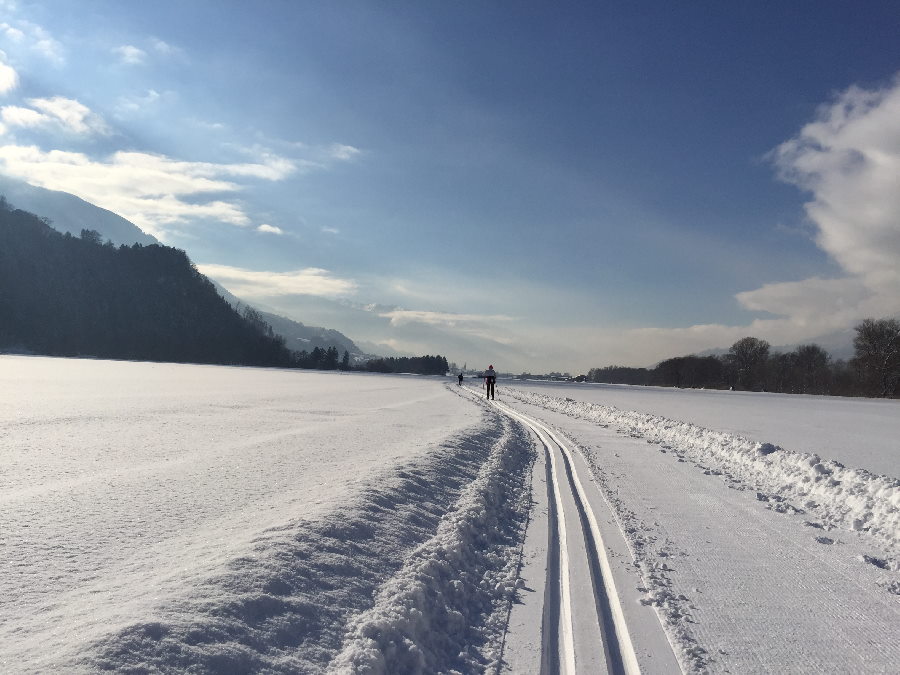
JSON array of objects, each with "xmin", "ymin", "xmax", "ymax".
[
  {"xmin": 484, "ymin": 365, "xmax": 496, "ymax": 400},
  {"xmin": 458, "ymin": 372, "xmax": 464, "ymax": 385}
]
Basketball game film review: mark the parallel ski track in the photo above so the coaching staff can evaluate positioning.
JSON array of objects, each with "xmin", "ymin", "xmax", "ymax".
[{"xmin": 494, "ymin": 399, "xmax": 641, "ymax": 675}]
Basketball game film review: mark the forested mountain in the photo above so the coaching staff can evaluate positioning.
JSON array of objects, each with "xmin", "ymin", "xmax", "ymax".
[
  {"xmin": 258, "ymin": 310, "xmax": 364, "ymax": 360},
  {"xmin": 0, "ymin": 201, "xmax": 294, "ymax": 367},
  {"xmin": 0, "ymin": 180, "xmax": 368, "ymax": 359},
  {"xmin": 210, "ymin": 280, "xmax": 364, "ymax": 358}
]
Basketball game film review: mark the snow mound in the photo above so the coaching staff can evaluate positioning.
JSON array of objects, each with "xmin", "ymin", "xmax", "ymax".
[
  {"xmin": 507, "ymin": 391, "xmax": 900, "ymax": 556},
  {"xmin": 79, "ymin": 410, "xmax": 532, "ymax": 674},
  {"xmin": 329, "ymin": 413, "xmax": 535, "ymax": 674}
]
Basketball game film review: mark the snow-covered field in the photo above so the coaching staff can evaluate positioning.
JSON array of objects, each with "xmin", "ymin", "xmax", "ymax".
[
  {"xmin": 2, "ymin": 356, "xmax": 898, "ymax": 673},
  {"xmin": 504, "ymin": 380, "xmax": 900, "ymax": 477}
]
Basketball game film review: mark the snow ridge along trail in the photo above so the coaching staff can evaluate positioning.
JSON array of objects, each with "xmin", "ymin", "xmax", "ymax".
[
  {"xmin": 496, "ymin": 401, "xmax": 644, "ymax": 675},
  {"xmin": 501, "ymin": 385, "xmax": 900, "ymax": 672},
  {"xmin": 329, "ymin": 400, "xmax": 536, "ymax": 673},
  {"xmin": 505, "ymin": 390, "xmax": 900, "ymax": 557}
]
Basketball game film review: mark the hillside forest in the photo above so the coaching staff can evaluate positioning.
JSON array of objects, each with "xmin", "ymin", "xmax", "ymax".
[{"xmin": 0, "ymin": 200, "xmax": 447, "ymax": 375}]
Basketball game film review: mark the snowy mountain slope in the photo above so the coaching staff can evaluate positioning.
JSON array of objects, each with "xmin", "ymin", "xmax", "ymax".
[
  {"xmin": 0, "ymin": 174, "xmax": 158, "ymax": 246},
  {"xmin": 257, "ymin": 310, "xmax": 365, "ymax": 359},
  {"xmin": 211, "ymin": 279, "xmax": 365, "ymax": 357}
]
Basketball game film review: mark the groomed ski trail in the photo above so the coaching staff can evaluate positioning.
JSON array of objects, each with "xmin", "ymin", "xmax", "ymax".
[
  {"xmin": 499, "ymin": 401, "xmax": 641, "ymax": 674},
  {"xmin": 463, "ymin": 386, "xmax": 677, "ymax": 674}
]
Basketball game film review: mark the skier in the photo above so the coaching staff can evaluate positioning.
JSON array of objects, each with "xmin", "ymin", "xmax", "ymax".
[
  {"xmin": 484, "ymin": 365, "xmax": 497, "ymax": 400},
  {"xmin": 458, "ymin": 372, "xmax": 464, "ymax": 386}
]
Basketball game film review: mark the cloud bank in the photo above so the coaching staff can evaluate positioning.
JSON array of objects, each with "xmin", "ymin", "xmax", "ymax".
[
  {"xmin": 0, "ymin": 144, "xmax": 297, "ymax": 236},
  {"xmin": 603, "ymin": 74, "xmax": 900, "ymax": 365},
  {"xmin": 771, "ymin": 77, "xmax": 900, "ymax": 304},
  {"xmin": 197, "ymin": 264, "xmax": 358, "ymax": 299}
]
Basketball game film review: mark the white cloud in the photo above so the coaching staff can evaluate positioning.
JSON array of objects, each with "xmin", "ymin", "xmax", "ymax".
[
  {"xmin": 29, "ymin": 97, "xmax": 110, "ymax": 134},
  {"xmin": 197, "ymin": 264, "xmax": 357, "ymax": 299},
  {"xmin": 771, "ymin": 76, "xmax": 900, "ymax": 296},
  {"xmin": 0, "ymin": 22, "xmax": 25, "ymax": 42},
  {"xmin": 374, "ymin": 308, "xmax": 516, "ymax": 346},
  {"xmin": 114, "ymin": 45, "xmax": 147, "ymax": 65},
  {"xmin": 378, "ymin": 309, "xmax": 514, "ymax": 327},
  {"xmin": 0, "ymin": 18, "xmax": 63, "ymax": 62},
  {"xmin": 1, "ymin": 97, "xmax": 109, "ymax": 135},
  {"xmin": 321, "ymin": 226, "xmax": 340, "ymax": 235},
  {"xmin": 16, "ymin": 20, "xmax": 64, "ymax": 64},
  {"xmin": 0, "ymin": 145, "xmax": 297, "ymax": 236},
  {"xmin": 1, "ymin": 105, "xmax": 44, "ymax": 127},
  {"xmin": 116, "ymin": 89, "xmax": 163, "ymax": 114},
  {"xmin": 0, "ymin": 51, "xmax": 18, "ymax": 94},
  {"xmin": 256, "ymin": 224, "xmax": 284, "ymax": 235},
  {"xmin": 573, "ymin": 75, "xmax": 900, "ymax": 366},
  {"xmin": 150, "ymin": 37, "xmax": 182, "ymax": 57},
  {"xmin": 735, "ymin": 277, "xmax": 871, "ymax": 322},
  {"xmin": 328, "ymin": 143, "xmax": 361, "ymax": 161}
]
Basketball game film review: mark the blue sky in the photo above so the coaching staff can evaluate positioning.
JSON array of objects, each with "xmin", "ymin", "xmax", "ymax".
[{"xmin": 1, "ymin": 1, "xmax": 899, "ymax": 372}]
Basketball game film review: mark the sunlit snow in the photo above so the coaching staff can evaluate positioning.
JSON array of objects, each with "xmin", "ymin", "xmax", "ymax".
[{"xmin": 2, "ymin": 356, "xmax": 898, "ymax": 673}]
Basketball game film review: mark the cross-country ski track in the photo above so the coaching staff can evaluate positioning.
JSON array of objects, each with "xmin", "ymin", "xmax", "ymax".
[{"xmin": 460, "ymin": 386, "xmax": 680, "ymax": 674}]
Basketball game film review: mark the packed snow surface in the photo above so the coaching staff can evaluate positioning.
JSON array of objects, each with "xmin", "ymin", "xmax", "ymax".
[
  {"xmin": 2, "ymin": 356, "xmax": 898, "ymax": 673},
  {"xmin": 507, "ymin": 380, "xmax": 900, "ymax": 477},
  {"xmin": 502, "ymin": 387, "xmax": 899, "ymax": 554},
  {"xmin": 497, "ymin": 382, "xmax": 899, "ymax": 673}
]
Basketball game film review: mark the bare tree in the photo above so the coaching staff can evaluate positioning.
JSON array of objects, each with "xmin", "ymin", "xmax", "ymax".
[
  {"xmin": 793, "ymin": 344, "xmax": 831, "ymax": 394},
  {"xmin": 853, "ymin": 318, "xmax": 900, "ymax": 397},
  {"xmin": 727, "ymin": 336, "xmax": 770, "ymax": 391}
]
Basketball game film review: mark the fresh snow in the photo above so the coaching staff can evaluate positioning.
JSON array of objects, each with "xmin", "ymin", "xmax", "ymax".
[
  {"xmin": 2, "ymin": 356, "xmax": 898, "ymax": 673},
  {"xmin": 1, "ymin": 356, "xmax": 527, "ymax": 672},
  {"xmin": 507, "ymin": 380, "xmax": 900, "ymax": 477}
]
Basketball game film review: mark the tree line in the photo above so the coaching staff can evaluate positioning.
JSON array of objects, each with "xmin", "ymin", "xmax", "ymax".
[
  {"xmin": 0, "ymin": 201, "xmax": 450, "ymax": 375},
  {"xmin": 365, "ymin": 355, "xmax": 450, "ymax": 375},
  {"xmin": 588, "ymin": 320, "xmax": 900, "ymax": 398}
]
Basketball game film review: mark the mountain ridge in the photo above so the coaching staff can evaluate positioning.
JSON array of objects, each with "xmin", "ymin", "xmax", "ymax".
[
  {"xmin": 0, "ymin": 175, "xmax": 158, "ymax": 247},
  {"xmin": 0, "ymin": 204, "xmax": 295, "ymax": 366},
  {"xmin": 0, "ymin": 176, "xmax": 368, "ymax": 359}
]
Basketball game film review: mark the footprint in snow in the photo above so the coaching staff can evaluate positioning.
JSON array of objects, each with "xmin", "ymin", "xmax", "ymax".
[
  {"xmin": 861, "ymin": 554, "xmax": 890, "ymax": 570},
  {"xmin": 815, "ymin": 536, "xmax": 834, "ymax": 545}
]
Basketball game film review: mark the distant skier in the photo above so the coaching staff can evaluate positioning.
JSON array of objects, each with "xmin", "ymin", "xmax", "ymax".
[
  {"xmin": 484, "ymin": 365, "xmax": 496, "ymax": 400},
  {"xmin": 458, "ymin": 372, "xmax": 464, "ymax": 386}
]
